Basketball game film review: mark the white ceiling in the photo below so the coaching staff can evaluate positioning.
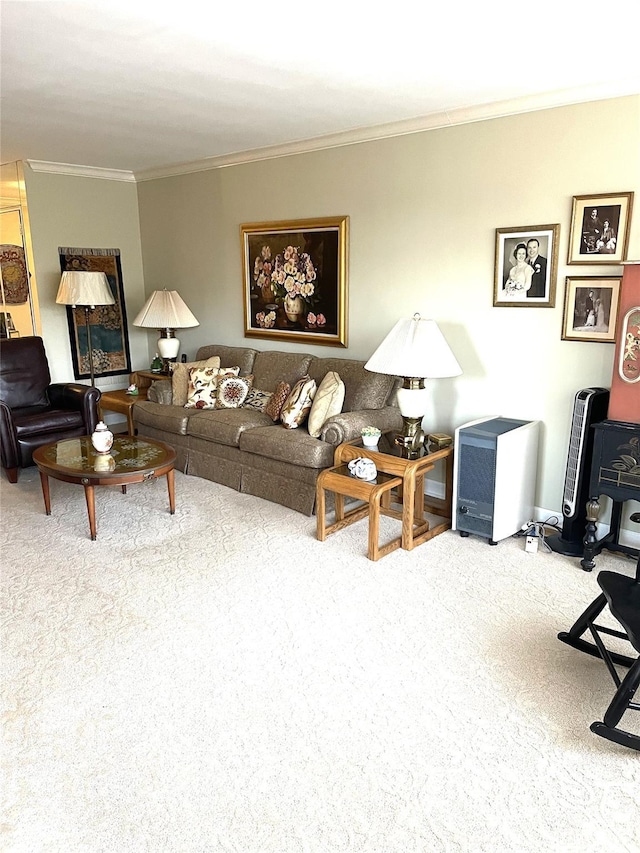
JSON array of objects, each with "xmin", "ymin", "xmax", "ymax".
[{"xmin": 2, "ymin": 1, "xmax": 640, "ymax": 180}]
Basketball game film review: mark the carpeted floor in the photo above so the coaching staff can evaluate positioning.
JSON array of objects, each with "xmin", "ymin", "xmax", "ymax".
[{"xmin": 2, "ymin": 467, "xmax": 639, "ymax": 853}]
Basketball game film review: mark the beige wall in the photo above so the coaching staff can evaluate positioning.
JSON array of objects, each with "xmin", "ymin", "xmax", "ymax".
[
  {"xmin": 22, "ymin": 167, "xmax": 147, "ymax": 386},
  {"xmin": 14, "ymin": 96, "xmax": 639, "ymax": 522},
  {"xmin": 137, "ymin": 96, "xmax": 640, "ymax": 519}
]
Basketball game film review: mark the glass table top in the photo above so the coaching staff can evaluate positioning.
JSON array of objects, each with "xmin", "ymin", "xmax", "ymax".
[{"xmin": 36, "ymin": 436, "xmax": 174, "ymax": 475}]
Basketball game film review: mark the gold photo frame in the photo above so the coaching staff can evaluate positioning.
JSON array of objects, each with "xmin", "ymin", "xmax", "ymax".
[
  {"xmin": 241, "ymin": 216, "xmax": 349, "ymax": 347},
  {"xmin": 567, "ymin": 192, "xmax": 634, "ymax": 264},
  {"xmin": 494, "ymin": 224, "xmax": 559, "ymax": 307},
  {"xmin": 561, "ymin": 276, "xmax": 621, "ymax": 343}
]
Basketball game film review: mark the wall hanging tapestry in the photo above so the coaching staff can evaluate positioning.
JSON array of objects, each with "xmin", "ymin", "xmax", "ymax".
[
  {"xmin": 58, "ymin": 247, "xmax": 132, "ymax": 380},
  {"xmin": 0, "ymin": 244, "xmax": 29, "ymax": 304},
  {"xmin": 241, "ymin": 216, "xmax": 349, "ymax": 347}
]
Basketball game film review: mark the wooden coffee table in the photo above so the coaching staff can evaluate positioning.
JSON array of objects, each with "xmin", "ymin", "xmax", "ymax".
[{"xmin": 32, "ymin": 435, "xmax": 176, "ymax": 540}]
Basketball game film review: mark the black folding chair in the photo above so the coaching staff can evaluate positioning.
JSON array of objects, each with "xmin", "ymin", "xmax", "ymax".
[{"xmin": 558, "ymin": 512, "xmax": 640, "ymax": 751}]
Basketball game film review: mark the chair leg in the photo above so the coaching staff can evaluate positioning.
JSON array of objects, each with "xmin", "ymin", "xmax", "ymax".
[
  {"xmin": 3, "ymin": 467, "xmax": 18, "ymax": 483},
  {"xmin": 590, "ymin": 658, "xmax": 640, "ymax": 751},
  {"xmin": 558, "ymin": 592, "xmax": 637, "ymax": 668}
]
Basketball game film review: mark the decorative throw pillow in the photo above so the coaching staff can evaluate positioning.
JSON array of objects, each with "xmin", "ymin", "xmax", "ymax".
[
  {"xmin": 171, "ymin": 356, "xmax": 221, "ymax": 406},
  {"xmin": 280, "ymin": 375, "xmax": 317, "ymax": 429},
  {"xmin": 184, "ymin": 366, "xmax": 240, "ymax": 409},
  {"xmin": 216, "ymin": 374, "xmax": 254, "ymax": 409},
  {"xmin": 242, "ymin": 388, "xmax": 273, "ymax": 412},
  {"xmin": 265, "ymin": 380, "xmax": 291, "ymax": 422},
  {"xmin": 307, "ymin": 371, "xmax": 345, "ymax": 438}
]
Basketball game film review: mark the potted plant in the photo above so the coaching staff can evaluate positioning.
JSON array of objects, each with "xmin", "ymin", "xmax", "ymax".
[{"xmin": 361, "ymin": 425, "xmax": 381, "ymax": 448}]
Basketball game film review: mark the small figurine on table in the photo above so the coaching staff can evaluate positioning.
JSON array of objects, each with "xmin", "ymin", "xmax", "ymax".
[{"xmin": 126, "ymin": 384, "xmax": 139, "ymax": 396}]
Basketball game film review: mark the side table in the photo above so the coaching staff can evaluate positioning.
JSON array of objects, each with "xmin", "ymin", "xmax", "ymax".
[
  {"xmin": 316, "ymin": 433, "xmax": 454, "ymax": 560},
  {"xmin": 98, "ymin": 388, "xmax": 148, "ymax": 435}
]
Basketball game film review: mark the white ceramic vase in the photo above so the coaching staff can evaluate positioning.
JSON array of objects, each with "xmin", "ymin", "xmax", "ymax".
[
  {"xmin": 284, "ymin": 295, "xmax": 304, "ymax": 323},
  {"xmin": 91, "ymin": 421, "xmax": 114, "ymax": 454},
  {"xmin": 362, "ymin": 434, "xmax": 380, "ymax": 448}
]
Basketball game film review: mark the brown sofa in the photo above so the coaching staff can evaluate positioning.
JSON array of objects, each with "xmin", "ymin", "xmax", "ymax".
[{"xmin": 132, "ymin": 343, "xmax": 402, "ymax": 514}]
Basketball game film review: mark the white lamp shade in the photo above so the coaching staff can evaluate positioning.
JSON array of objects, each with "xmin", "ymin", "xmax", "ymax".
[
  {"xmin": 365, "ymin": 314, "xmax": 462, "ymax": 378},
  {"xmin": 56, "ymin": 271, "xmax": 115, "ymax": 307},
  {"xmin": 132, "ymin": 290, "xmax": 199, "ymax": 329}
]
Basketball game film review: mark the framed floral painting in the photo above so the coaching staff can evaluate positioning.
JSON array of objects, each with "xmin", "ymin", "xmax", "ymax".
[
  {"xmin": 493, "ymin": 224, "xmax": 560, "ymax": 307},
  {"xmin": 241, "ymin": 216, "xmax": 349, "ymax": 347}
]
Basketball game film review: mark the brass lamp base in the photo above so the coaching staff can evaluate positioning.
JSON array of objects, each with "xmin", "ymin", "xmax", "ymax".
[{"xmin": 394, "ymin": 415, "xmax": 425, "ymax": 459}]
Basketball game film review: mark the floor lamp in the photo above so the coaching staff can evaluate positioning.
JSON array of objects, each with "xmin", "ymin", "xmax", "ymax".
[{"xmin": 56, "ymin": 271, "xmax": 115, "ymax": 387}]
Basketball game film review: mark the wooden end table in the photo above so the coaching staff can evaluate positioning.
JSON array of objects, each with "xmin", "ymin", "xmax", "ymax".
[
  {"xmin": 316, "ymin": 433, "xmax": 454, "ymax": 560},
  {"xmin": 32, "ymin": 435, "xmax": 176, "ymax": 540},
  {"xmin": 98, "ymin": 387, "xmax": 148, "ymax": 435}
]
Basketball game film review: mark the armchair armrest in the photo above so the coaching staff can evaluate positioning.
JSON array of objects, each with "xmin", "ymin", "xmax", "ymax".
[
  {"xmin": 0, "ymin": 399, "xmax": 19, "ymax": 469},
  {"xmin": 320, "ymin": 407, "xmax": 403, "ymax": 447},
  {"xmin": 48, "ymin": 383, "xmax": 102, "ymax": 433},
  {"xmin": 147, "ymin": 379, "xmax": 173, "ymax": 405}
]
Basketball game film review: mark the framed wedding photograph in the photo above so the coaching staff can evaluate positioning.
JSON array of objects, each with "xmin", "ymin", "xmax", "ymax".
[
  {"xmin": 567, "ymin": 192, "xmax": 634, "ymax": 264},
  {"xmin": 561, "ymin": 276, "xmax": 621, "ymax": 343},
  {"xmin": 493, "ymin": 224, "xmax": 559, "ymax": 307},
  {"xmin": 241, "ymin": 216, "xmax": 349, "ymax": 347}
]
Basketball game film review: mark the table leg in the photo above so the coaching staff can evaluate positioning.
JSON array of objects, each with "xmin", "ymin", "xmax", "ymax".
[
  {"xmin": 402, "ymin": 469, "xmax": 417, "ymax": 550},
  {"xmin": 127, "ymin": 407, "xmax": 135, "ymax": 436},
  {"xmin": 166, "ymin": 467, "xmax": 176, "ymax": 514},
  {"xmin": 38, "ymin": 471, "xmax": 51, "ymax": 515},
  {"xmin": 83, "ymin": 484, "xmax": 97, "ymax": 541},
  {"xmin": 316, "ymin": 481, "xmax": 327, "ymax": 542}
]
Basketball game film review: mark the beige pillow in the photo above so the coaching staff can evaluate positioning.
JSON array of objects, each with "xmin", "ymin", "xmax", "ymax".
[
  {"xmin": 307, "ymin": 371, "xmax": 345, "ymax": 438},
  {"xmin": 171, "ymin": 356, "xmax": 220, "ymax": 406},
  {"xmin": 280, "ymin": 375, "xmax": 317, "ymax": 429}
]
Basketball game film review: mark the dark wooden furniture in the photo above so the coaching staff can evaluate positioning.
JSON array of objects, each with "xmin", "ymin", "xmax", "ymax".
[
  {"xmin": 558, "ymin": 512, "xmax": 640, "ymax": 751},
  {"xmin": 581, "ymin": 420, "xmax": 640, "ymax": 571},
  {"xmin": 0, "ymin": 336, "xmax": 101, "ymax": 482},
  {"xmin": 33, "ymin": 435, "xmax": 176, "ymax": 540}
]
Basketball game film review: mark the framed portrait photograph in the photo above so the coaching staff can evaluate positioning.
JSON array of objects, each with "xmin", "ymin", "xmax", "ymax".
[
  {"xmin": 241, "ymin": 216, "xmax": 349, "ymax": 347},
  {"xmin": 561, "ymin": 276, "xmax": 621, "ymax": 343},
  {"xmin": 567, "ymin": 192, "xmax": 634, "ymax": 264},
  {"xmin": 494, "ymin": 224, "xmax": 560, "ymax": 307}
]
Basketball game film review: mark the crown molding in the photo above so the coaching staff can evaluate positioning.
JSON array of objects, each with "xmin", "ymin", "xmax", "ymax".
[
  {"xmin": 25, "ymin": 85, "xmax": 640, "ymax": 184},
  {"xmin": 25, "ymin": 160, "xmax": 136, "ymax": 182},
  {"xmin": 134, "ymin": 85, "xmax": 639, "ymax": 182}
]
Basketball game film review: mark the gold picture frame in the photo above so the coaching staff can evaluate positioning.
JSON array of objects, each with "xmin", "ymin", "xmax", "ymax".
[
  {"xmin": 561, "ymin": 276, "xmax": 621, "ymax": 343},
  {"xmin": 241, "ymin": 216, "xmax": 349, "ymax": 347},
  {"xmin": 567, "ymin": 192, "xmax": 634, "ymax": 264},
  {"xmin": 494, "ymin": 224, "xmax": 560, "ymax": 307}
]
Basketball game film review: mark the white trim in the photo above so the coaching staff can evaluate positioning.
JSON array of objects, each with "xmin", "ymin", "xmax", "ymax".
[{"xmin": 25, "ymin": 160, "xmax": 136, "ymax": 182}]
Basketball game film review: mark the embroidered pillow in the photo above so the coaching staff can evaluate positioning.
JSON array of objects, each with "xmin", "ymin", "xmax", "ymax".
[
  {"xmin": 242, "ymin": 389, "xmax": 273, "ymax": 412},
  {"xmin": 307, "ymin": 371, "xmax": 345, "ymax": 438},
  {"xmin": 184, "ymin": 366, "xmax": 239, "ymax": 409},
  {"xmin": 216, "ymin": 374, "xmax": 254, "ymax": 409},
  {"xmin": 280, "ymin": 375, "xmax": 317, "ymax": 429},
  {"xmin": 265, "ymin": 380, "xmax": 291, "ymax": 422},
  {"xmin": 171, "ymin": 356, "xmax": 221, "ymax": 406}
]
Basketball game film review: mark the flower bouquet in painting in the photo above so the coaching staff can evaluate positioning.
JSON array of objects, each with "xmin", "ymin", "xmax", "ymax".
[{"xmin": 269, "ymin": 245, "xmax": 318, "ymax": 324}]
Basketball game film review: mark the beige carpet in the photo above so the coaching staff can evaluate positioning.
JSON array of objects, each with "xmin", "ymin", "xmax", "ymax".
[{"xmin": 2, "ymin": 467, "xmax": 639, "ymax": 853}]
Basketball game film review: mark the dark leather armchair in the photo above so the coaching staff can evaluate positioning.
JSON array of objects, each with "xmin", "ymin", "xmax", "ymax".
[{"xmin": 0, "ymin": 336, "xmax": 101, "ymax": 482}]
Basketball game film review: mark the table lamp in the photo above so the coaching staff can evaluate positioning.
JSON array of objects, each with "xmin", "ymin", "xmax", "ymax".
[
  {"xmin": 56, "ymin": 271, "xmax": 115, "ymax": 387},
  {"xmin": 365, "ymin": 313, "xmax": 462, "ymax": 457},
  {"xmin": 132, "ymin": 289, "xmax": 199, "ymax": 367}
]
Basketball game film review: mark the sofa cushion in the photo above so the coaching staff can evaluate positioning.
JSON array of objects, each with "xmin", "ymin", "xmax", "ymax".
[
  {"xmin": 251, "ymin": 350, "xmax": 313, "ymax": 391},
  {"xmin": 216, "ymin": 374, "xmax": 254, "ymax": 409},
  {"xmin": 265, "ymin": 380, "xmax": 290, "ymax": 422},
  {"xmin": 307, "ymin": 371, "xmax": 345, "ymax": 438},
  {"xmin": 308, "ymin": 357, "xmax": 396, "ymax": 412},
  {"xmin": 280, "ymin": 376, "xmax": 316, "ymax": 429},
  {"xmin": 195, "ymin": 345, "xmax": 257, "ymax": 377},
  {"xmin": 133, "ymin": 401, "xmax": 193, "ymax": 436},
  {"xmin": 242, "ymin": 388, "xmax": 272, "ymax": 412},
  {"xmin": 187, "ymin": 408, "xmax": 274, "ymax": 447},
  {"xmin": 185, "ymin": 367, "xmax": 239, "ymax": 409},
  {"xmin": 171, "ymin": 356, "xmax": 221, "ymax": 406},
  {"xmin": 239, "ymin": 425, "xmax": 335, "ymax": 468}
]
